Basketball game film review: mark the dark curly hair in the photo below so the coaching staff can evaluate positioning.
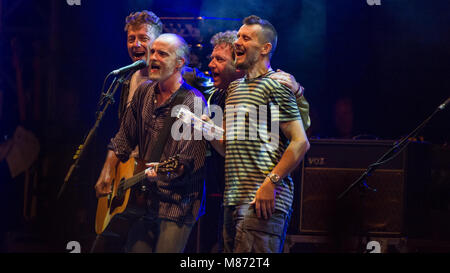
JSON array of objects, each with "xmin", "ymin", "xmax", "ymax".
[
  {"xmin": 210, "ymin": 30, "xmax": 238, "ymax": 59},
  {"xmin": 124, "ymin": 10, "xmax": 163, "ymax": 39}
]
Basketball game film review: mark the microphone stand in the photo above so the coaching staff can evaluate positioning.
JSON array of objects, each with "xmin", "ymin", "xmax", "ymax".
[
  {"xmin": 336, "ymin": 97, "xmax": 449, "ymax": 252},
  {"xmin": 338, "ymin": 98, "xmax": 448, "ymax": 200},
  {"xmin": 57, "ymin": 73, "xmax": 127, "ymax": 199}
]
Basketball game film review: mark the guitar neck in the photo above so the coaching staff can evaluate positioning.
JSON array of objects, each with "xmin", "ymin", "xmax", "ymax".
[
  {"xmin": 120, "ymin": 171, "xmax": 147, "ymax": 191},
  {"xmin": 118, "ymin": 157, "xmax": 177, "ymax": 192}
]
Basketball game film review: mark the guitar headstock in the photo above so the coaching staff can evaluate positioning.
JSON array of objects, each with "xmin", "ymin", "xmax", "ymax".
[{"xmin": 157, "ymin": 155, "xmax": 180, "ymax": 173}]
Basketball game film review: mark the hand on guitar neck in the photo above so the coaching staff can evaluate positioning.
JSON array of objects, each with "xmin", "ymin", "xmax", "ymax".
[
  {"xmin": 144, "ymin": 161, "xmax": 184, "ymax": 181},
  {"xmin": 95, "ymin": 150, "xmax": 183, "ymax": 198}
]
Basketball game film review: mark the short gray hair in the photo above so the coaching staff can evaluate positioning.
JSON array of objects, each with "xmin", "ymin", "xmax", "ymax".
[
  {"xmin": 210, "ymin": 30, "xmax": 237, "ymax": 47},
  {"xmin": 158, "ymin": 33, "xmax": 190, "ymax": 66}
]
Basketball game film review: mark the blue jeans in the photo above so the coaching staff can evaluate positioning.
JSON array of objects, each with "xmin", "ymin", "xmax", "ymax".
[
  {"xmin": 91, "ymin": 205, "xmax": 146, "ymax": 253},
  {"xmin": 125, "ymin": 216, "xmax": 193, "ymax": 253},
  {"xmin": 91, "ymin": 205, "xmax": 192, "ymax": 253},
  {"xmin": 222, "ymin": 204, "xmax": 291, "ymax": 253}
]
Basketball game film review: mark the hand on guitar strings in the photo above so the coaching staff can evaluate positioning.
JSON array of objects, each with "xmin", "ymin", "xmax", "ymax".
[{"xmin": 145, "ymin": 162, "xmax": 158, "ymax": 181}]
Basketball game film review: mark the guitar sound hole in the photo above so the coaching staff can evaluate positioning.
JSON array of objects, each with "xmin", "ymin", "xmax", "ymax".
[
  {"xmin": 110, "ymin": 195, "xmax": 124, "ymax": 213},
  {"xmin": 117, "ymin": 187, "xmax": 123, "ymax": 198}
]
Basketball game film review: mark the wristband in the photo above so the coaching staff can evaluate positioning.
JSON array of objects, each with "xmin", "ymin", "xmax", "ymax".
[{"xmin": 295, "ymin": 83, "xmax": 304, "ymax": 97}]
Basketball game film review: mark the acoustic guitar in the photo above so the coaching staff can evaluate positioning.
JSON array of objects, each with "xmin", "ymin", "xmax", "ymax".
[{"xmin": 95, "ymin": 155, "xmax": 179, "ymax": 234}]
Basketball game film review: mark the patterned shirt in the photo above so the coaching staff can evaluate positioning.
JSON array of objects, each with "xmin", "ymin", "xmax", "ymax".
[
  {"xmin": 224, "ymin": 69, "xmax": 302, "ymax": 214},
  {"xmin": 109, "ymin": 80, "xmax": 206, "ymax": 225},
  {"xmin": 204, "ymin": 87, "xmax": 227, "ymax": 111},
  {"xmin": 202, "ymin": 87, "xmax": 228, "ymax": 194}
]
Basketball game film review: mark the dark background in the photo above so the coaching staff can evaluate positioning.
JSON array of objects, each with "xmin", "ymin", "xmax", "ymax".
[{"xmin": 0, "ymin": 0, "xmax": 449, "ymax": 252}]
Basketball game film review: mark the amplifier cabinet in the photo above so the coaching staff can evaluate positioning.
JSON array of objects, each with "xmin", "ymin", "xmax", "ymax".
[{"xmin": 298, "ymin": 139, "xmax": 430, "ymax": 237}]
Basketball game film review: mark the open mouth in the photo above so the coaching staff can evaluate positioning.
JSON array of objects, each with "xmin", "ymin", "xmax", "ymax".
[
  {"xmin": 133, "ymin": 51, "xmax": 146, "ymax": 59},
  {"xmin": 211, "ymin": 71, "xmax": 220, "ymax": 79},
  {"xmin": 235, "ymin": 47, "xmax": 245, "ymax": 57},
  {"xmin": 150, "ymin": 63, "xmax": 161, "ymax": 72}
]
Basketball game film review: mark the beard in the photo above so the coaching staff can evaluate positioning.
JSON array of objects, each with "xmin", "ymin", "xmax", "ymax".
[
  {"xmin": 235, "ymin": 60, "xmax": 250, "ymax": 70},
  {"xmin": 149, "ymin": 68, "xmax": 165, "ymax": 81},
  {"xmin": 235, "ymin": 50, "xmax": 259, "ymax": 70}
]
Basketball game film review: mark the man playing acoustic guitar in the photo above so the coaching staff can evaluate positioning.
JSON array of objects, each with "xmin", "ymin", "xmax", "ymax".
[{"xmin": 93, "ymin": 33, "xmax": 206, "ymax": 253}]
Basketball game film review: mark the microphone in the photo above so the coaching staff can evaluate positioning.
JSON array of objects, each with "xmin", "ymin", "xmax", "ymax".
[
  {"xmin": 110, "ymin": 60, "xmax": 147, "ymax": 76},
  {"xmin": 438, "ymin": 97, "xmax": 450, "ymax": 110}
]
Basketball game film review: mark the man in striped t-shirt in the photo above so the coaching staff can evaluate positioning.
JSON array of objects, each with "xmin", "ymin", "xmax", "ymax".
[{"xmin": 210, "ymin": 15, "xmax": 310, "ymax": 253}]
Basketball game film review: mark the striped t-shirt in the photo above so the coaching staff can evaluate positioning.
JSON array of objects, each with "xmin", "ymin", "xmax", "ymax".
[{"xmin": 224, "ymin": 69, "xmax": 301, "ymax": 214}]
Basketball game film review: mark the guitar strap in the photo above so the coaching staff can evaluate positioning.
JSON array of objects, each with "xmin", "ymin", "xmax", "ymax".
[
  {"xmin": 142, "ymin": 82, "xmax": 189, "ymax": 215},
  {"xmin": 148, "ymin": 82, "xmax": 189, "ymax": 163}
]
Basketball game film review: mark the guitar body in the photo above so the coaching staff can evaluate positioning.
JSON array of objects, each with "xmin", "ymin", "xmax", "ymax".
[
  {"xmin": 95, "ymin": 158, "xmax": 144, "ymax": 235},
  {"xmin": 95, "ymin": 156, "xmax": 178, "ymax": 235}
]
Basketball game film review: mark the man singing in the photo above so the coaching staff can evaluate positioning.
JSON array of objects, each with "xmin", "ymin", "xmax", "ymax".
[
  {"xmin": 209, "ymin": 15, "xmax": 310, "ymax": 253},
  {"xmin": 94, "ymin": 33, "xmax": 206, "ymax": 253}
]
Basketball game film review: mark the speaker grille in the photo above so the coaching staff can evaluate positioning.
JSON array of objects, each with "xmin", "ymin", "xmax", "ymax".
[
  {"xmin": 300, "ymin": 168, "xmax": 405, "ymax": 236},
  {"xmin": 296, "ymin": 139, "xmax": 430, "ymax": 238}
]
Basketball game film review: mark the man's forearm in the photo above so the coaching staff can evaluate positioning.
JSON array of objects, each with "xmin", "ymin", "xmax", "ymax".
[
  {"xmin": 270, "ymin": 137, "xmax": 309, "ymax": 179},
  {"xmin": 101, "ymin": 150, "xmax": 120, "ymax": 176},
  {"xmin": 295, "ymin": 96, "xmax": 311, "ymax": 131},
  {"xmin": 95, "ymin": 149, "xmax": 121, "ymax": 198}
]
